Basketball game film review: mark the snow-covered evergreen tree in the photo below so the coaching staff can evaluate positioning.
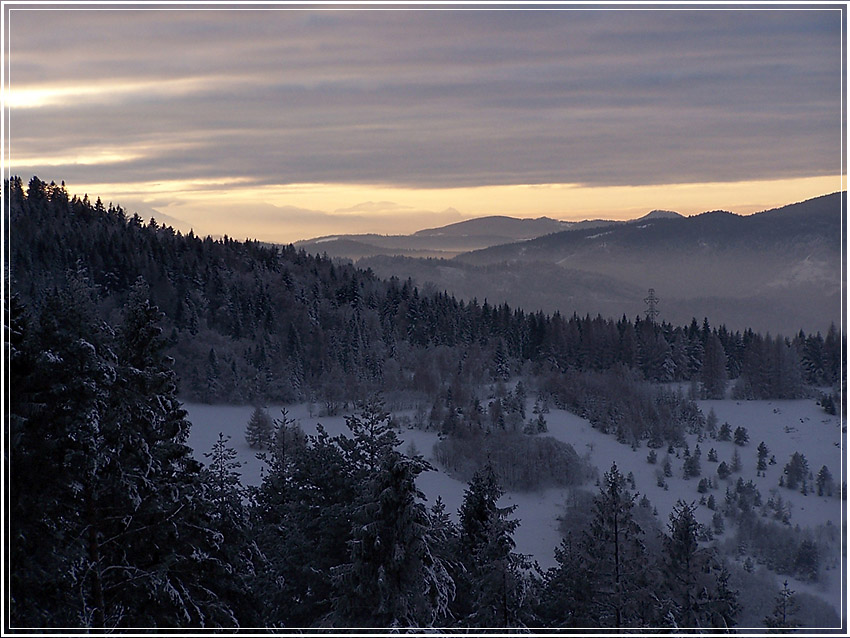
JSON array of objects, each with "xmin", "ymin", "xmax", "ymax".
[
  {"xmin": 582, "ymin": 463, "xmax": 654, "ymax": 628},
  {"xmin": 455, "ymin": 463, "xmax": 534, "ymax": 627},
  {"xmin": 661, "ymin": 501, "xmax": 739, "ymax": 630},
  {"xmin": 333, "ymin": 451, "xmax": 454, "ymax": 627},
  {"xmin": 12, "ymin": 281, "xmax": 251, "ymax": 628},
  {"xmin": 538, "ymin": 535, "xmax": 595, "ymax": 628},
  {"xmin": 341, "ymin": 394, "xmax": 400, "ymax": 475}
]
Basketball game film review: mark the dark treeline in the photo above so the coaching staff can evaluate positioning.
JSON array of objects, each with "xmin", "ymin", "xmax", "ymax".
[{"xmin": 9, "ymin": 177, "xmax": 842, "ymax": 412}]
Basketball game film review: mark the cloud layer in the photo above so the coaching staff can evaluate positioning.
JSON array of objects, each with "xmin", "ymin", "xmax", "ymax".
[{"xmin": 8, "ymin": 7, "xmax": 842, "ymax": 195}]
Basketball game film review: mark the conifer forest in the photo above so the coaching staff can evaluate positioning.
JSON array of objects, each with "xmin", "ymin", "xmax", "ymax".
[{"xmin": 7, "ymin": 177, "xmax": 846, "ymax": 631}]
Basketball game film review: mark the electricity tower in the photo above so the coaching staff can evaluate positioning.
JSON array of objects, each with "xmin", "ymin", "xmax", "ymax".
[{"xmin": 644, "ymin": 288, "xmax": 660, "ymax": 323}]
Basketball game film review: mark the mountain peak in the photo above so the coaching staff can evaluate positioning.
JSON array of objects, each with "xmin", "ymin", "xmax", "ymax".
[{"xmin": 637, "ymin": 209, "xmax": 683, "ymax": 221}]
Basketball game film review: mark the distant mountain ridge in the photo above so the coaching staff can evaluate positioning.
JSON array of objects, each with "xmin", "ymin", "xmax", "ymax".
[
  {"xmin": 357, "ymin": 193, "xmax": 844, "ymax": 335},
  {"xmin": 294, "ymin": 211, "xmax": 664, "ymax": 259},
  {"xmin": 638, "ymin": 210, "xmax": 683, "ymax": 221},
  {"xmin": 412, "ymin": 215, "xmax": 571, "ymax": 238}
]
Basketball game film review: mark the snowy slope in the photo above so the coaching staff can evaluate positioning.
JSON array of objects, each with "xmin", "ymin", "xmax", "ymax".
[{"xmin": 184, "ymin": 396, "xmax": 845, "ymax": 621}]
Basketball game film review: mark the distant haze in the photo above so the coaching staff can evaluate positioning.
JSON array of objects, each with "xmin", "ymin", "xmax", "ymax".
[{"xmin": 7, "ymin": 8, "xmax": 842, "ymax": 242}]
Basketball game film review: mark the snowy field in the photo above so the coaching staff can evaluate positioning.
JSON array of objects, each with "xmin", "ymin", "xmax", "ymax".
[{"xmin": 184, "ymin": 394, "xmax": 845, "ymax": 623}]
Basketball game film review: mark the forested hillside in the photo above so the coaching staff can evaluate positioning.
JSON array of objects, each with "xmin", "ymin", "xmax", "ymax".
[{"xmin": 8, "ymin": 177, "xmax": 841, "ymax": 408}]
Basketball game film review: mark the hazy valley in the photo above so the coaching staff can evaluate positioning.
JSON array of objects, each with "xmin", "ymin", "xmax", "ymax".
[{"xmin": 298, "ymin": 194, "xmax": 843, "ymax": 336}]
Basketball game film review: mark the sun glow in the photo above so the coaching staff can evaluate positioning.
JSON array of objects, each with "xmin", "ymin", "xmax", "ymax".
[
  {"xmin": 62, "ymin": 174, "xmax": 843, "ymax": 245},
  {"xmin": 6, "ymin": 75, "xmax": 240, "ymax": 109}
]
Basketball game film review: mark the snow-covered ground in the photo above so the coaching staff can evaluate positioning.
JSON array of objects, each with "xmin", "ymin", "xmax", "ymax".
[{"xmin": 184, "ymin": 395, "xmax": 845, "ymax": 624}]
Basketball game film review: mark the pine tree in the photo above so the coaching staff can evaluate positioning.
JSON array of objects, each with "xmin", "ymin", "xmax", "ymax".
[
  {"xmin": 683, "ymin": 450, "xmax": 702, "ymax": 479},
  {"xmin": 341, "ymin": 394, "xmax": 400, "ymax": 476},
  {"xmin": 333, "ymin": 451, "xmax": 454, "ymax": 627},
  {"xmin": 456, "ymin": 464, "xmax": 533, "ymax": 627},
  {"xmin": 11, "ymin": 281, "xmax": 249, "ymax": 627},
  {"xmin": 816, "ymin": 465, "xmax": 834, "ymax": 497},
  {"xmin": 538, "ymin": 535, "xmax": 594, "ymax": 628},
  {"xmin": 733, "ymin": 426, "xmax": 749, "ymax": 446},
  {"xmin": 245, "ymin": 405, "xmax": 274, "ymax": 449},
  {"xmin": 200, "ymin": 433, "xmax": 263, "ymax": 625},
  {"xmin": 582, "ymin": 463, "xmax": 653, "ymax": 628},
  {"xmin": 705, "ymin": 407, "xmax": 718, "ymax": 438},
  {"xmin": 700, "ymin": 333, "xmax": 728, "ymax": 399},
  {"xmin": 10, "ymin": 289, "xmax": 110, "ymax": 627},
  {"xmin": 731, "ymin": 448, "xmax": 742, "ymax": 473},
  {"xmin": 717, "ymin": 422, "xmax": 732, "ymax": 441},
  {"xmin": 98, "ymin": 281, "xmax": 247, "ymax": 627},
  {"xmin": 252, "ymin": 422, "xmax": 359, "ymax": 626},
  {"xmin": 712, "ymin": 511, "xmax": 724, "ymax": 534},
  {"xmin": 763, "ymin": 580, "xmax": 800, "ymax": 630},
  {"xmin": 793, "ymin": 539, "xmax": 820, "ymax": 582},
  {"xmin": 757, "ymin": 441, "xmax": 769, "ymax": 475},
  {"xmin": 663, "ymin": 501, "xmax": 703, "ymax": 628},
  {"xmin": 661, "ymin": 501, "xmax": 737, "ymax": 630},
  {"xmin": 783, "ymin": 452, "xmax": 809, "ymax": 490}
]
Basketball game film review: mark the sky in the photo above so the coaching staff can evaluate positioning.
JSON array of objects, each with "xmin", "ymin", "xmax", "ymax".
[{"xmin": 4, "ymin": 5, "xmax": 845, "ymax": 243}]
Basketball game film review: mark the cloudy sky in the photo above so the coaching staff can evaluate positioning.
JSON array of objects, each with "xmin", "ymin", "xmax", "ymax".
[{"xmin": 5, "ymin": 6, "xmax": 844, "ymax": 242}]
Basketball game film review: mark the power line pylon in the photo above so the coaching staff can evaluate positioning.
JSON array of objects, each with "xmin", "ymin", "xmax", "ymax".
[{"xmin": 644, "ymin": 288, "xmax": 660, "ymax": 323}]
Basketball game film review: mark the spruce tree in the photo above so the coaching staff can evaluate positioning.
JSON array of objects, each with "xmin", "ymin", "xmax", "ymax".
[
  {"xmin": 99, "ymin": 281, "xmax": 246, "ymax": 627},
  {"xmin": 700, "ymin": 333, "xmax": 728, "ymax": 399},
  {"xmin": 757, "ymin": 441, "xmax": 769, "ymax": 475},
  {"xmin": 456, "ymin": 464, "xmax": 533, "ymax": 627},
  {"xmin": 763, "ymin": 580, "xmax": 800, "ymax": 630},
  {"xmin": 783, "ymin": 452, "xmax": 809, "ymax": 490},
  {"xmin": 10, "ymin": 289, "xmax": 110, "ymax": 627},
  {"xmin": 333, "ymin": 451, "xmax": 454, "ymax": 628},
  {"xmin": 816, "ymin": 465, "xmax": 833, "ymax": 497},
  {"xmin": 245, "ymin": 405, "xmax": 274, "ymax": 449},
  {"xmin": 11, "ymin": 281, "xmax": 249, "ymax": 628},
  {"xmin": 200, "ymin": 433, "xmax": 263, "ymax": 625},
  {"xmin": 661, "ymin": 501, "xmax": 737, "ymax": 630},
  {"xmin": 582, "ymin": 463, "xmax": 653, "ymax": 628},
  {"xmin": 705, "ymin": 407, "xmax": 718, "ymax": 438},
  {"xmin": 731, "ymin": 448, "xmax": 742, "ymax": 473},
  {"xmin": 663, "ymin": 501, "xmax": 703, "ymax": 628},
  {"xmin": 538, "ymin": 535, "xmax": 594, "ymax": 628},
  {"xmin": 252, "ymin": 422, "xmax": 358, "ymax": 627},
  {"xmin": 341, "ymin": 394, "xmax": 400, "ymax": 476}
]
